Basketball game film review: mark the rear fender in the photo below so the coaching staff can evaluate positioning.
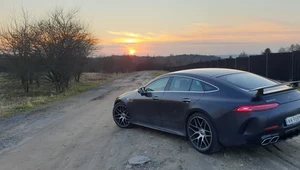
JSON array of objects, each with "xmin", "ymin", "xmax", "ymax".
[{"xmin": 184, "ymin": 108, "xmax": 217, "ymax": 136}]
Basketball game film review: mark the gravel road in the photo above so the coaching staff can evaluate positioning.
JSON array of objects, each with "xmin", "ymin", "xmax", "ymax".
[{"xmin": 0, "ymin": 71, "xmax": 300, "ymax": 170}]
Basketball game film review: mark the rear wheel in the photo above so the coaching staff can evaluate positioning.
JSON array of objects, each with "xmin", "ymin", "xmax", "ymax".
[
  {"xmin": 187, "ymin": 113, "xmax": 222, "ymax": 154},
  {"xmin": 113, "ymin": 102, "xmax": 132, "ymax": 128}
]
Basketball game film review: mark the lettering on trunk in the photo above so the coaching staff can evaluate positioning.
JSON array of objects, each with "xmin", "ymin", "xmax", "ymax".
[{"xmin": 266, "ymin": 99, "xmax": 276, "ymax": 102}]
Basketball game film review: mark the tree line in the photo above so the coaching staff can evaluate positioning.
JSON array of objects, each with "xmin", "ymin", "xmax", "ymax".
[
  {"xmin": 278, "ymin": 44, "xmax": 300, "ymax": 53},
  {"xmin": 237, "ymin": 44, "xmax": 300, "ymax": 58},
  {"xmin": 0, "ymin": 8, "xmax": 97, "ymax": 93},
  {"xmin": 82, "ymin": 54, "xmax": 220, "ymax": 73}
]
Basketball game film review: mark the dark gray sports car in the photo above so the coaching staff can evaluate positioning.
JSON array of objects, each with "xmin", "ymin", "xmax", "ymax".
[{"xmin": 112, "ymin": 68, "xmax": 300, "ymax": 154}]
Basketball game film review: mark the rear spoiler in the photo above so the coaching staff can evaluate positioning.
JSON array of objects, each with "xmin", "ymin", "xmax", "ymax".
[{"xmin": 249, "ymin": 81, "xmax": 300, "ymax": 97}]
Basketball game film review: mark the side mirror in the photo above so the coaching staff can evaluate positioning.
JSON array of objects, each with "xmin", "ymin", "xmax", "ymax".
[{"xmin": 138, "ymin": 87, "xmax": 146, "ymax": 94}]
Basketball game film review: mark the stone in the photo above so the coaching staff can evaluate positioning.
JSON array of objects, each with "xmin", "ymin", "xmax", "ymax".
[
  {"xmin": 128, "ymin": 156, "xmax": 151, "ymax": 165},
  {"xmin": 125, "ymin": 165, "xmax": 132, "ymax": 169}
]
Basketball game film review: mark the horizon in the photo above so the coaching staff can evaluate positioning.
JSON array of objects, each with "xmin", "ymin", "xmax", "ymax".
[
  {"xmin": 90, "ymin": 53, "xmax": 248, "ymax": 58},
  {"xmin": 1, "ymin": 0, "xmax": 300, "ymax": 56}
]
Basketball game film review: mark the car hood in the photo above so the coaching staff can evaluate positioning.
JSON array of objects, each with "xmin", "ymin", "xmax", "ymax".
[{"xmin": 117, "ymin": 89, "xmax": 138, "ymax": 99}]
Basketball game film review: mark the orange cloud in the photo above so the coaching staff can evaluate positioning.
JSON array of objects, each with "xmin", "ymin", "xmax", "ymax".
[
  {"xmin": 106, "ymin": 18, "xmax": 300, "ymax": 45},
  {"xmin": 101, "ymin": 18, "xmax": 300, "ymax": 55},
  {"xmin": 107, "ymin": 31, "xmax": 180, "ymax": 44}
]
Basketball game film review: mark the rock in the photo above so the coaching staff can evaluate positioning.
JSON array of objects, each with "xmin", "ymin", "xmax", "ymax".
[
  {"xmin": 125, "ymin": 165, "xmax": 132, "ymax": 169},
  {"xmin": 128, "ymin": 156, "xmax": 151, "ymax": 165}
]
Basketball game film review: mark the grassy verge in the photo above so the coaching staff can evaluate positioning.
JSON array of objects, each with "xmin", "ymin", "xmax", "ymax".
[{"xmin": 0, "ymin": 72, "xmax": 128, "ymax": 117}]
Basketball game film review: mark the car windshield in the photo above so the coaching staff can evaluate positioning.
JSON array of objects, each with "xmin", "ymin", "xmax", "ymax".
[{"xmin": 218, "ymin": 72, "xmax": 278, "ymax": 90}]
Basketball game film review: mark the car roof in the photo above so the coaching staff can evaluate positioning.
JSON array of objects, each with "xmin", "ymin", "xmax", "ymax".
[{"xmin": 165, "ymin": 68, "xmax": 245, "ymax": 78}]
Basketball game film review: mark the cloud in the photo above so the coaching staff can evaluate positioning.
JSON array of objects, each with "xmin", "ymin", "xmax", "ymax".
[
  {"xmin": 106, "ymin": 18, "xmax": 300, "ymax": 45},
  {"xmin": 158, "ymin": 41, "xmax": 258, "ymax": 45},
  {"xmin": 107, "ymin": 31, "xmax": 154, "ymax": 43},
  {"xmin": 108, "ymin": 31, "xmax": 143, "ymax": 38},
  {"xmin": 102, "ymin": 18, "xmax": 300, "ymax": 55}
]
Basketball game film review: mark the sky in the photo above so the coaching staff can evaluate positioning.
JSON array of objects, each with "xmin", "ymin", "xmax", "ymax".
[{"xmin": 1, "ymin": 0, "xmax": 300, "ymax": 56}]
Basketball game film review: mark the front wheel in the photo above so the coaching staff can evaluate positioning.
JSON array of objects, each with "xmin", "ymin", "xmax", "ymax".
[
  {"xmin": 187, "ymin": 113, "xmax": 222, "ymax": 154},
  {"xmin": 113, "ymin": 102, "xmax": 132, "ymax": 128}
]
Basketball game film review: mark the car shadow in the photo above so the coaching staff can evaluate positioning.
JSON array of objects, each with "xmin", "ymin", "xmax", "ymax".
[
  {"xmin": 129, "ymin": 124, "xmax": 300, "ymax": 157},
  {"xmin": 115, "ymin": 124, "xmax": 300, "ymax": 169},
  {"xmin": 131, "ymin": 124, "xmax": 187, "ymax": 141}
]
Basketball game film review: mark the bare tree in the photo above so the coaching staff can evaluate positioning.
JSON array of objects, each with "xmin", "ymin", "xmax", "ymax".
[
  {"xmin": 289, "ymin": 44, "xmax": 300, "ymax": 52},
  {"xmin": 33, "ymin": 8, "xmax": 97, "ymax": 92},
  {"xmin": 278, "ymin": 44, "xmax": 300, "ymax": 53},
  {"xmin": 238, "ymin": 51, "xmax": 248, "ymax": 58},
  {"xmin": 73, "ymin": 34, "xmax": 97, "ymax": 82},
  {"xmin": 262, "ymin": 48, "xmax": 271, "ymax": 55},
  {"xmin": 278, "ymin": 47, "xmax": 287, "ymax": 53},
  {"xmin": 0, "ymin": 10, "xmax": 40, "ymax": 92}
]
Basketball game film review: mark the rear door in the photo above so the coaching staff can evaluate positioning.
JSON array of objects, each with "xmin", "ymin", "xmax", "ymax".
[
  {"xmin": 132, "ymin": 77, "xmax": 170, "ymax": 127},
  {"xmin": 160, "ymin": 77, "xmax": 204, "ymax": 132}
]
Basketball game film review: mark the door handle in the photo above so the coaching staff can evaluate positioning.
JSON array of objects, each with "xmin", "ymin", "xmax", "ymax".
[
  {"xmin": 182, "ymin": 98, "xmax": 191, "ymax": 103},
  {"xmin": 153, "ymin": 96, "xmax": 159, "ymax": 101}
]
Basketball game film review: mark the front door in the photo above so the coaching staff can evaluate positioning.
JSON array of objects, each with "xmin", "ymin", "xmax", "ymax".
[{"xmin": 132, "ymin": 77, "xmax": 170, "ymax": 127}]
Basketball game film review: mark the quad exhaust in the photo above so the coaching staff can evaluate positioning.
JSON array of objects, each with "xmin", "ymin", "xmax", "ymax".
[
  {"xmin": 261, "ymin": 136, "xmax": 279, "ymax": 145},
  {"xmin": 270, "ymin": 136, "xmax": 279, "ymax": 143}
]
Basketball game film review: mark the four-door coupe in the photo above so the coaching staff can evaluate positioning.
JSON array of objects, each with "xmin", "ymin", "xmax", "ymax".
[{"xmin": 112, "ymin": 68, "xmax": 300, "ymax": 154}]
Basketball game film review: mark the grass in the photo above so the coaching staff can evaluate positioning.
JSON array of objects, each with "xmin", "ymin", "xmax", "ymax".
[
  {"xmin": 152, "ymin": 70, "xmax": 169, "ymax": 77},
  {"xmin": 0, "ymin": 72, "xmax": 128, "ymax": 117}
]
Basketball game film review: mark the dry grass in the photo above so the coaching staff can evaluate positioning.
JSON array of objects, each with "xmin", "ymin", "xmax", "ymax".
[
  {"xmin": 0, "ymin": 72, "xmax": 128, "ymax": 117},
  {"xmin": 152, "ymin": 70, "xmax": 169, "ymax": 77}
]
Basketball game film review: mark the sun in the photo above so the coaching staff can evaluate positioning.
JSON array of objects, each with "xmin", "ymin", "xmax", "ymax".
[{"xmin": 129, "ymin": 49, "xmax": 136, "ymax": 55}]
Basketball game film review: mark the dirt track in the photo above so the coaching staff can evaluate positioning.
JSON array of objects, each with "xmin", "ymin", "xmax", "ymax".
[{"xmin": 0, "ymin": 71, "xmax": 300, "ymax": 170}]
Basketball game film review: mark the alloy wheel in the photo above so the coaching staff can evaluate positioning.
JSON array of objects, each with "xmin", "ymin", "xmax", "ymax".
[
  {"xmin": 188, "ymin": 116, "xmax": 212, "ymax": 151},
  {"xmin": 113, "ymin": 104, "xmax": 130, "ymax": 127}
]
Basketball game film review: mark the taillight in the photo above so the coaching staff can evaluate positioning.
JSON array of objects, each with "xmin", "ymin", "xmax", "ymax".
[{"xmin": 234, "ymin": 103, "xmax": 279, "ymax": 112}]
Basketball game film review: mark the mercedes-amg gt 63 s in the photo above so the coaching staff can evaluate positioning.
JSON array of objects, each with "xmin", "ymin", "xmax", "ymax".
[{"xmin": 112, "ymin": 68, "xmax": 300, "ymax": 154}]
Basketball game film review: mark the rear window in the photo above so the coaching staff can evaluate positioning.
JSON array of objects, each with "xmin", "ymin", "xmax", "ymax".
[
  {"xmin": 190, "ymin": 80, "xmax": 204, "ymax": 91},
  {"xmin": 202, "ymin": 82, "xmax": 218, "ymax": 91},
  {"xmin": 218, "ymin": 72, "xmax": 277, "ymax": 90}
]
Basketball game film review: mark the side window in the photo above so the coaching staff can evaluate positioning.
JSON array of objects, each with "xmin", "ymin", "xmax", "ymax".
[
  {"xmin": 190, "ymin": 80, "xmax": 204, "ymax": 92},
  {"xmin": 169, "ymin": 77, "xmax": 192, "ymax": 91},
  {"xmin": 145, "ymin": 78, "xmax": 169, "ymax": 92},
  {"xmin": 202, "ymin": 82, "xmax": 218, "ymax": 91}
]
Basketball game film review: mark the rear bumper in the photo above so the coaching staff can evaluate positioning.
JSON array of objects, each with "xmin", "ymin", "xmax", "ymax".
[
  {"xmin": 217, "ymin": 99, "xmax": 300, "ymax": 147},
  {"xmin": 220, "ymin": 123, "xmax": 300, "ymax": 147},
  {"xmin": 245, "ymin": 123, "xmax": 300, "ymax": 145}
]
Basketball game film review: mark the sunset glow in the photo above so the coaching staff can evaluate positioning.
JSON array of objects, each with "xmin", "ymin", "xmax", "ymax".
[{"xmin": 2, "ymin": 0, "xmax": 300, "ymax": 56}]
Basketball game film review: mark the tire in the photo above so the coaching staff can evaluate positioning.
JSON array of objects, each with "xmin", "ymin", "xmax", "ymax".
[
  {"xmin": 112, "ymin": 102, "xmax": 132, "ymax": 128},
  {"xmin": 187, "ymin": 112, "xmax": 222, "ymax": 154}
]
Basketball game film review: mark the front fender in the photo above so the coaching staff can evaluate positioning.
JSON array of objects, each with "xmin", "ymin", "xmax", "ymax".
[{"xmin": 114, "ymin": 90, "xmax": 138, "ymax": 106}]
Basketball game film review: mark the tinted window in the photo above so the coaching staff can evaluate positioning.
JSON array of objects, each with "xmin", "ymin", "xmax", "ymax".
[
  {"xmin": 218, "ymin": 72, "xmax": 276, "ymax": 90},
  {"xmin": 190, "ymin": 80, "xmax": 204, "ymax": 91},
  {"xmin": 169, "ymin": 77, "xmax": 192, "ymax": 91},
  {"xmin": 145, "ymin": 78, "xmax": 169, "ymax": 91},
  {"xmin": 202, "ymin": 82, "xmax": 218, "ymax": 91}
]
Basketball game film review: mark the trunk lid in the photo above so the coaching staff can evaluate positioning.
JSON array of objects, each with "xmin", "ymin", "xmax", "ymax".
[{"xmin": 260, "ymin": 89, "xmax": 300, "ymax": 104}]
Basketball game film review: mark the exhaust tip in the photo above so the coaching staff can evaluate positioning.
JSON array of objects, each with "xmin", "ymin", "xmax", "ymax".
[
  {"xmin": 261, "ymin": 136, "xmax": 280, "ymax": 145},
  {"xmin": 270, "ymin": 136, "xmax": 279, "ymax": 144},
  {"xmin": 261, "ymin": 138, "xmax": 272, "ymax": 146}
]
